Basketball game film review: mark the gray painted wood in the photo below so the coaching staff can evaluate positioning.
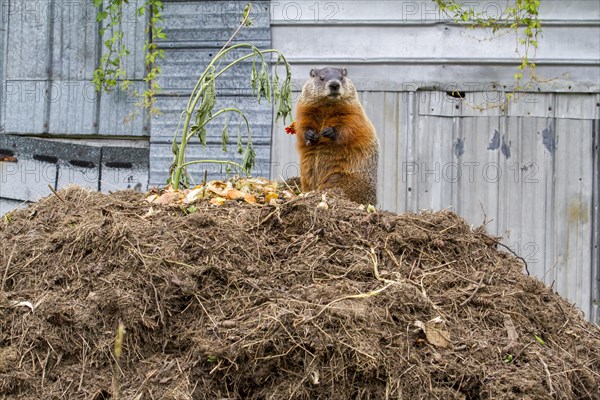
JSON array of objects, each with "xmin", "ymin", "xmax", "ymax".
[
  {"xmin": 0, "ymin": 134, "xmax": 148, "ymax": 201},
  {"xmin": 1, "ymin": 0, "xmax": 149, "ymax": 136},
  {"xmin": 0, "ymin": 0, "xmax": 5, "ymax": 134},
  {"xmin": 270, "ymin": 1, "xmax": 600, "ymax": 321},
  {"xmin": 272, "ymin": 88, "xmax": 598, "ymax": 319},
  {"xmin": 100, "ymin": 145, "xmax": 149, "ymax": 192},
  {"xmin": 271, "ymin": 1, "xmax": 600, "ymax": 92}
]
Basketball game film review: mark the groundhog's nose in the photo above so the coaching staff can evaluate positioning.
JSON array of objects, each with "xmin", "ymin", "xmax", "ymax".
[{"xmin": 328, "ymin": 81, "xmax": 341, "ymax": 91}]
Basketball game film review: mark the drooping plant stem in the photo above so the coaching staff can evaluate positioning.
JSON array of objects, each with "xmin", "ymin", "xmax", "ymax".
[{"xmin": 170, "ymin": 3, "xmax": 293, "ymax": 190}]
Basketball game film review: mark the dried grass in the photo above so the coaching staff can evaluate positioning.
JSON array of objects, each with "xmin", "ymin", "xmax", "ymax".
[{"xmin": 1, "ymin": 186, "xmax": 599, "ymax": 399}]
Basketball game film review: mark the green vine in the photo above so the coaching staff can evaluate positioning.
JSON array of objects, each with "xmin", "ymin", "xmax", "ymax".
[
  {"xmin": 92, "ymin": 0, "xmax": 165, "ymax": 117},
  {"xmin": 139, "ymin": 0, "xmax": 165, "ymax": 115},
  {"xmin": 434, "ymin": 0, "xmax": 542, "ymax": 92}
]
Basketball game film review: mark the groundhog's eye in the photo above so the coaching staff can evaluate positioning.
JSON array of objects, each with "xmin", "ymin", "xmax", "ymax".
[{"xmin": 319, "ymin": 76, "xmax": 325, "ymax": 81}]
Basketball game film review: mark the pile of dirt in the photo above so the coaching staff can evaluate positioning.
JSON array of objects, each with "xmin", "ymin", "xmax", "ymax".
[{"xmin": 1, "ymin": 186, "xmax": 599, "ymax": 399}]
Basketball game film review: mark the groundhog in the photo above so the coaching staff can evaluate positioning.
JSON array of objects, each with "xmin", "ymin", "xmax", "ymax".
[{"xmin": 295, "ymin": 67, "xmax": 379, "ymax": 205}]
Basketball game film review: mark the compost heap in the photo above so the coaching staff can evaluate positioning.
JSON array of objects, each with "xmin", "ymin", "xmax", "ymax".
[{"xmin": 1, "ymin": 185, "xmax": 599, "ymax": 400}]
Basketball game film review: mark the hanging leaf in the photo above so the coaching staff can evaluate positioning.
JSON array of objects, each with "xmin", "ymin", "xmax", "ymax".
[
  {"xmin": 258, "ymin": 62, "xmax": 271, "ymax": 103},
  {"xmin": 242, "ymin": 3, "xmax": 253, "ymax": 26},
  {"xmin": 237, "ymin": 120, "xmax": 244, "ymax": 154},
  {"xmin": 222, "ymin": 113, "xmax": 230, "ymax": 152},
  {"xmin": 241, "ymin": 142, "xmax": 256, "ymax": 172},
  {"xmin": 250, "ymin": 58, "xmax": 258, "ymax": 97}
]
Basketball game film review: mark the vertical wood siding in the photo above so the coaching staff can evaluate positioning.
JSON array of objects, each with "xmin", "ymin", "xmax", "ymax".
[{"xmin": 270, "ymin": 0, "xmax": 600, "ymax": 321}]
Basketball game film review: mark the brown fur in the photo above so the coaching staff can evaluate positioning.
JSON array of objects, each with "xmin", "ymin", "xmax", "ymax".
[{"xmin": 295, "ymin": 67, "xmax": 379, "ymax": 205}]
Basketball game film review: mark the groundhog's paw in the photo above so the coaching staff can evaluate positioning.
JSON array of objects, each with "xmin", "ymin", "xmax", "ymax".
[
  {"xmin": 320, "ymin": 126, "xmax": 337, "ymax": 140},
  {"xmin": 305, "ymin": 128, "xmax": 320, "ymax": 145}
]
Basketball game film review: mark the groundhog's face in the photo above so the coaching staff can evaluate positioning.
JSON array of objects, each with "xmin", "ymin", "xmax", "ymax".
[{"xmin": 303, "ymin": 67, "xmax": 356, "ymax": 103}]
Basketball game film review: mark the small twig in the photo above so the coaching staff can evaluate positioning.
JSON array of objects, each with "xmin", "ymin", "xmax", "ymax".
[
  {"xmin": 78, "ymin": 334, "xmax": 89, "ymax": 392},
  {"xmin": 493, "ymin": 238, "xmax": 530, "ymax": 275},
  {"xmin": 260, "ymin": 314, "xmax": 315, "ymax": 359},
  {"xmin": 217, "ymin": 5, "xmax": 252, "ymax": 56},
  {"xmin": 338, "ymin": 339, "xmax": 376, "ymax": 360},
  {"xmin": 126, "ymin": 244, "xmax": 199, "ymax": 269},
  {"xmin": 47, "ymin": 184, "xmax": 66, "ymax": 204},
  {"xmin": 295, "ymin": 281, "xmax": 395, "ymax": 326},
  {"xmin": 39, "ymin": 349, "xmax": 51, "ymax": 389},
  {"xmin": 209, "ymin": 359, "xmax": 223, "ymax": 375},
  {"xmin": 151, "ymin": 283, "xmax": 165, "ymax": 326},
  {"xmin": 194, "ymin": 294, "xmax": 219, "ymax": 329},
  {"xmin": 439, "ymin": 222, "xmax": 459, "ymax": 233},
  {"xmin": 202, "ymin": 169, "xmax": 208, "ymax": 198},
  {"xmin": 1, "ymin": 244, "xmax": 16, "ymax": 291},
  {"xmin": 538, "ymin": 355, "xmax": 555, "ymax": 395},
  {"xmin": 368, "ymin": 247, "xmax": 400, "ymax": 284},
  {"xmin": 459, "ymin": 273, "xmax": 486, "ymax": 306},
  {"xmin": 383, "ymin": 237, "xmax": 402, "ymax": 269},
  {"xmin": 253, "ymin": 207, "xmax": 280, "ymax": 229},
  {"xmin": 279, "ymin": 175, "xmax": 301, "ymax": 194}
]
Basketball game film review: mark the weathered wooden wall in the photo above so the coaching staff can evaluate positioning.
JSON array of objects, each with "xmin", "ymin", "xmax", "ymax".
[
  {"xmin": 0, "ymin": 0, "xmax": 149, "ymax": 209},
  {"xmin": 270, "ymin": 0, "xmax": 600, "ymax": 321}
]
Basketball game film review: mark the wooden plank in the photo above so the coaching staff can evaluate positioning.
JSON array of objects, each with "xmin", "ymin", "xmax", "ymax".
[
  {"xmin": 552, "ymin": 118, "xmax": 594, "ymax": 317},
  {"xmin": 499, "ymin": 116, "xmax": 553, "ymax": 278},
  {"xmin": 98, "ymin": 82, "xmax": 148, "ymax": 136}
]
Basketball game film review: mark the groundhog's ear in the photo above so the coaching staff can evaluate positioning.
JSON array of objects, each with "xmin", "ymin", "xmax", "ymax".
[
  {"xmin": 310, "ymin": 69, "xmax": 317, "ymax": 77},
  {"xmin": 341, "ymin": 68, "xmax": 347, "ymax": 77}
]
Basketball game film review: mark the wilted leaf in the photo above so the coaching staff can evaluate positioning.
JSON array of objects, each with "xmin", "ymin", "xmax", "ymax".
[
  {"xmin": 10, "ymin": 301, "xmax": 35, "ymax": 312},
  {"xmin": 153, "ymin": 192, "xmax": 181, "ymax": 205},
  {"xmin": 225, "ymin": 189, "xmax": 246, "ymax": 200},
  {"xmin": 246, "ymin": 177, "xmax": 270, "ymax": 186},
  {"xmin": 184, "ymin": 187, "xmax": 206, "ymax": 203},
  {"xmin": 243, "ymin": 194, "xmax": 257, "ymax": 204},
  {"xmin": 502, "ymin": 315, "xmax": 519, "ymax": 353},
  {"xmin": 414, "ymin": 318, "xmax": 452, "ymax": 348},
  {"xmin": 210, "ymin": 197, "xmax": 227, "ymax": 207},
  {"xmin": 207, "ymin": 181, "xmax": 229, "ymax": 197}
]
